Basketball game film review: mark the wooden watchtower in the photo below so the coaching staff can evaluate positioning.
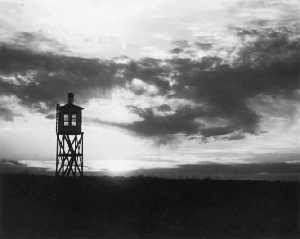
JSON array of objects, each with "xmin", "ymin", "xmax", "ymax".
[{"xmin": 56, "ymin": 93, "xmax": 84, "ymax": 176}]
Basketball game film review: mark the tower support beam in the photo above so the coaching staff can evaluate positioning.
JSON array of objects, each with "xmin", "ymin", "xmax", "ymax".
[{"xmin": 56, "ymin": 133, "xmax": 83, "ymax": 177}]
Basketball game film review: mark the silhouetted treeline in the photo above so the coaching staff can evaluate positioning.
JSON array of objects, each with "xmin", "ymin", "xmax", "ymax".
[{"xmin": 2, "ymin": 174, "xmax": 299, "ymax": 238}]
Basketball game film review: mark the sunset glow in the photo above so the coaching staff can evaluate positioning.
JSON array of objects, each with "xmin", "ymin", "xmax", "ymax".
[{"xmin": 1, "ymin": 0, "xmax": 300, "ymax": 179}]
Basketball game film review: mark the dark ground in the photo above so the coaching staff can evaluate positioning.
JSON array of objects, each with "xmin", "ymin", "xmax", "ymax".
[{"xmin": 1, "ymin": 174, "xmax": 300, "ymax": 239}]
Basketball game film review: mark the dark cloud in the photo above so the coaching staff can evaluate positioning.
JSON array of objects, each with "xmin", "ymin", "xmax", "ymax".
[
  {"xmin": 0, "ymin": 159, "xmax": 50, "ymax": 175},
  {"xmin": 228, "ymin": 26, "xmax": 260, "ymax": 38},
  {"xmin": 234, "ymin": 27, "xmax": 300, "ymax": 68},
  {"xmin": 223, "ymin": 133, "xmax": 246, "ymax": 141},
  {"xmin": 125, "ymin": 106, "xmax": 200, "ymax": 136},
  {"xmin": 200, "ymin": 126, "xmax": 236, "ymax": 138},
  {"xmin": 2, "ymin": 26, "xmax": 300, "ymax": 142},
  {"xmin": 90, "ymin": 106, "xmax": 199, "ymax": 136},
  {"xmin": 194, "ymin": 42, "xmax": 214, "ymax": 50},
  {"xmin": 171, "ymin": 40, "xmax": 190, "ymax": 48},
  {"xmin": 0, "ymin": 159, "xmax": 25, "ymax": 167},
  {"xmin": 122, "ymin": 58, "xmax": 171, "ymax": 94},
  {"xmin": 128, "ymin": 162, "xmax": 300, "ymax": 180},
  {"xmin": 157, "ymin": 104, "xmax": 172, "ymax": 112},
  {"xmin": 45, "ymin": 113, "xmax": 55, "ymax": 120},
  {"xmin": 250, "ymin": 19, "xmax": 270, "ymax": 27},
  {"xmin": 10, "ymin": 32, "xmax": 68, "ymax": 52},
  {"xmin": 170, "ymin": 48, "xmax": 184, "ymax": 54},
  {"xmin": 161, "ymin": 27, "xmax": 300, "ymax": 140},
  {"xmin": 0, "ymin": 44, "xmax": 118, "ymax": 111},
  {"xmin": 87, "ymin": 117, "xmax": 179, "ymax": 146},
  {"xmin": 0, "ymin": 107, "xmax": 23, "ymax": 121},
  {"xmin": 178, "ymin": 162, "xmax": 300, "ymax": 175}
]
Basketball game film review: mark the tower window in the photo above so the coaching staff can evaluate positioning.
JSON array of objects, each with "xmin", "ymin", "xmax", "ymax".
[
  {"xmin": 63, "ymin": 114, "xmax": 69, "ymax": 126},
  {"xmin": 71, "ymin": 114, "xmax": 77, "ymax": 126}
]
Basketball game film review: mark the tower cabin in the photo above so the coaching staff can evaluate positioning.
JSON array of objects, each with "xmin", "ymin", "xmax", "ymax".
[{"xmin": 56, "ymin": 93, "xmax": 83, "ymax": 135}]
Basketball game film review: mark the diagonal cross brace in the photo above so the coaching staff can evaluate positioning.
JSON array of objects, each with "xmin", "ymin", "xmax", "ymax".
[{"xmin": 56, "ymin": 134, "xmax": 83, "ymax": 176}]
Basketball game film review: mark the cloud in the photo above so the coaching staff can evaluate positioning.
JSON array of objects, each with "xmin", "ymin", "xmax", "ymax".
[
  {"xmin": 157, "ymin": 104, "xmax": 172, "ymax": 112},
  {"xmin": 164, "ymin": 27, "xmax": 300, "ymax": 137},
  {"xmin": 170, "ymin": 48, "xmax": 184, "ymax": 54},
  {"xmin": 194, "ymin": 42, "xmax": 214, "ymax": 50},
  {"xmin": 125, "ymin": 106, "xmax": 200, "ymax": 136},
  {"xmin": 170, "ymin": 39, "xmax": 215, "ymax": 56},
  {"xmin": 223, "ymin": 133, "xmax": 246, "ymax": 141},
  {"xmin": 0, "ymin": 107, "xmax": 23, "ymax": 121},
  {"xmin": 128, "ymin": 162, "xmax": 300, "ymax": 180},
  {"xmin": 171, "ymin": 40, "xmax": 190, "ymax": 48},
  {"xmin": 2, "ymin": 24, "xmax": 300, "ymax": 142},
  {"xmin": 89, "ymin": 105, "xmax": 199, "ymax": 136},
  {"xmin": 200, "ymin": 126, "xmax": 236, "ymax": 138},
  {"xmin": 0, "ymin": 44, "xmax": 119, "ymax": 112},
  {"xmin": 179, "ymin": 162, "xmax": 300, "ymax": 174},
  {"xmin": 122, "ymin": 58, "xmax": 171, "ymax": 94},
  {"xmin": 0, "ymin": 159, "xmax": 50, "ymax": 175},
  {"xmin": 45, "ymin": 113, "xmax": 55, "ymax": 120},
  {"xmin": 9, "ymin": 32, "xmax": 68, "ymax": 53},
  {"xmin": 161, "ymin": 28, "xmax": 299, "ymax": 140}
]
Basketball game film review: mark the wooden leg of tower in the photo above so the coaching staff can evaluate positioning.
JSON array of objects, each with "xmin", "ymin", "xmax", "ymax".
[
  {"xmin": 56, "ymin": 134, "xmax": 66, "ymax": 177},
  {"xmin": 81, "ymin": 133, "xmax": 84, "ymax": 176},
  {"xmin": 57, "ymin": 135, "xmax": 64, "ymax": 176},
  {"xmin": 75, "ymin": 135, "xmax": 77, "ymax": 176},
  {"xmin": 74, "ymin": 135, "xmax": 76, "ymax": 177},
  {"xmin": 62, "ymin": 136, "xmax": 65, "ymax": 175},
  {"xmin": 74, "ymin": 135, "xmax": 81, "ymax": 177},
  {"xmin": 55, "ymin": 134, "xmax": 59, "ymax": 176}
]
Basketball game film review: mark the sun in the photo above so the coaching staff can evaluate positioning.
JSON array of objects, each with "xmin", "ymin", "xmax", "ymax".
[{"xmin": 105, "ymin": 160, "xmax": 132, "ymax": 172}]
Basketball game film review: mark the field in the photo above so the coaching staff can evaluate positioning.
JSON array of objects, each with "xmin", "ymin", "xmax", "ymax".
[{"xmin": 1, "ymin": 174, "xmax": 300, "ymax": 238}]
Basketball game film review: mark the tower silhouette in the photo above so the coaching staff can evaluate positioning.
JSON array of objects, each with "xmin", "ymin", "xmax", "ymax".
[{"xmin": 56, "ymin": 93, "xmax": 84, "ymax": 176}]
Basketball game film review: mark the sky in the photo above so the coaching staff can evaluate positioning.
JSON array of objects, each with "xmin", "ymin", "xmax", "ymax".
[{"xmin": 1, "ymin": 0, "xmax": 300, "ymax": 180}]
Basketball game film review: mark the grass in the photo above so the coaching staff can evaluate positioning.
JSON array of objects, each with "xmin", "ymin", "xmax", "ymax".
[{"xmin": 1, "ymin": 174, "xmax": 300, "ymax": 238}]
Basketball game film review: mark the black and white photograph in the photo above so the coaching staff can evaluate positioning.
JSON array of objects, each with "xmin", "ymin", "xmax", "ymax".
[{"xmin": 1, "ymin": 0, "xmax": 300, "ymax": 238}]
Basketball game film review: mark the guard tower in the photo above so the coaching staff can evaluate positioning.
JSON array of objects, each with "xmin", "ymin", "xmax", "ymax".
[{"xmin": 56, "ymin": 93, "xmax": 84, "ymax": 176}]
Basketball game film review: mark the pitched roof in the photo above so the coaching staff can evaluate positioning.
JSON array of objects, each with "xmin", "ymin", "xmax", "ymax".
[{"xmin": 59, "ymin": 103, "xmax": 84, "ymax": 110}]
